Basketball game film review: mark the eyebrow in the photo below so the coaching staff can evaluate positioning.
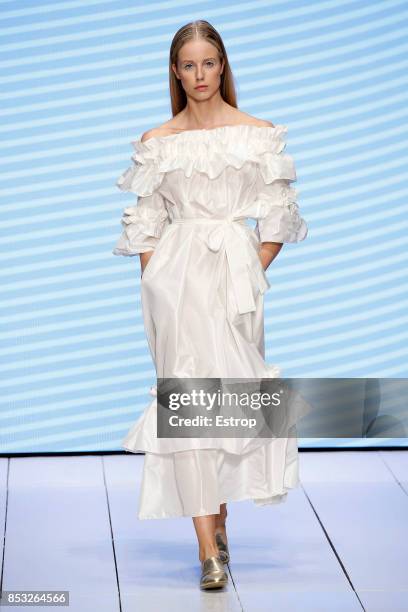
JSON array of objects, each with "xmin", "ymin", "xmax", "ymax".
[{"xmin": 180, "ymin": 57, "xmax": 217, "ymax": 62}]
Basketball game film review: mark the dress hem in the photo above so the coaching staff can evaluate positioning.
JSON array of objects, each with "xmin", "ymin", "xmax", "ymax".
[{"xmin": 136, "ymin": 484, "xmax": 298, "ymax": 520}]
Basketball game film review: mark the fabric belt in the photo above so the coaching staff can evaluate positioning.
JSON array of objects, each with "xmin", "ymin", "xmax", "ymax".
[{"xmin": 171, "ymin": 216, "xmax": 269, "ymax": 315}]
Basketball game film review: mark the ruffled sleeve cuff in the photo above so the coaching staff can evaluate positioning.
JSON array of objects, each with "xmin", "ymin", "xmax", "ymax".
[
  {"xmin": 112, "ymin": 197, "xmax": 170, "ymax": 256},
  {"xmin": 113, "ymin": 142, "xmax": 169, "ymax": 256},
  {"xmin": 253, "ymin": 128, "xmax": 308, "ymax": 244},
  {"xmin": 255, "ymin": 180, "xmax": 308, "ymax": 244}
]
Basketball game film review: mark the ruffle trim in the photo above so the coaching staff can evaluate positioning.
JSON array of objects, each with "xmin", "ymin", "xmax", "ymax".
[
  {"xmin": 121, "ymin": 371, "xmax": 312, "ymax": 457},
  {"xmin": 116, "ymin": 124, "xmax": 296, "ymax": 197},
  {"xmin": 256, "ymin": 184, "xmax": 308, "ymax": 243},
  {"xmin": 112, "ymin": 205, "xmax": 169, "ymax": 256},
  {"xmin": 120, "ymin": 204, "xmax": 168, "ymax": 237}
]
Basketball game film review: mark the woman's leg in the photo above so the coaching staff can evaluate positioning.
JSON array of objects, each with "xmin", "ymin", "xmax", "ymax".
[
  {"xmin": 215, "ymin": 502, "xmax": 228, "ymax": 535},
  {"xmin": 174, "ymin": 451, "xmax": 227, "ymax": 561},
  {"xmin": 192, "ymin": 514, "xmax": 220, "ymax": 562},
  {"xmin": 215, "ymin": 502, "xmax": 229, "ymax": 554},
  {"xmin": 192, "ymin": 503, "xmax": 228, "ymax": 562}
]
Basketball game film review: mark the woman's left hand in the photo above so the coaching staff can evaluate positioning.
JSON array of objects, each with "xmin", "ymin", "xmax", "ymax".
[{"xmin": 259, "ymin": 242, "xmax": 283, "ymax": 270}]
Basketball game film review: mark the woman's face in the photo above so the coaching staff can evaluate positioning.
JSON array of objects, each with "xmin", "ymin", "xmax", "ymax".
[{"xmin": 172, "ymin": 39, "xmax": 224, "ymax": 99}]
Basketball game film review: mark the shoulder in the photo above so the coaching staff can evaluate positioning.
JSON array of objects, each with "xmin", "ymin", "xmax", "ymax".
[
  {"xmin": 230, "ymin": 108, "xmax": 274, "ymax": 128},
  {"xmin": 141, "ymin": 121, "xmax": 188, "ymax": 142},
  {"xmin": 239, "ymin": 115, "xmax": 275, "ymax": 127},
  {"xmin": 255, "ymin": 119, "xmax": 275, "ymax": 128},
  {"xmin": 140, "ymin": 127, "xmax": 168, "ymax": 143}
]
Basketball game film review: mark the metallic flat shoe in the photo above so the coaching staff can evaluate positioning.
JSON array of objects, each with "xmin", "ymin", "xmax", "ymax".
[
  {"xmin": 200, "ymin": 555, "xmax": 228, "ymax": 590},
  {"xmin": 215, "ymin": 532, "xmax": 230, "ymax": 564}
]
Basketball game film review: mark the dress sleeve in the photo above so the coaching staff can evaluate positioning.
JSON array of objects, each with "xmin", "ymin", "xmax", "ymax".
[
  {"xmin": 112, "ymin": 141, "xmax": 170, "ymax": 256},
  {"xmin": 253, "ymin": 129, "xmax": 308, "ymax": 244}
]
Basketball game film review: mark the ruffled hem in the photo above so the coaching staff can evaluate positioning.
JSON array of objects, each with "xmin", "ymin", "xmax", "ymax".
[
  {"xmin": 121, "ymin": 368, "xmax": 311, "ymax": 457},
  {"xmin": 135, "ymin": 439, "xmax": 299, "ymax": 519},
  {"xmin": 116, "ymin": 124, "xmax": 296, "ymax": 197}
]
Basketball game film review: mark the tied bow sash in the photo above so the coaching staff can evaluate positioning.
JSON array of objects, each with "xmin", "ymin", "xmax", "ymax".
[{"xmin": 172, "ymin": 213, "xmax": 270, "ymax": 314}]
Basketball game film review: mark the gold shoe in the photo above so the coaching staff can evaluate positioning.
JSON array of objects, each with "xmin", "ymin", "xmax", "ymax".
[
  {"xmin": 215, "ymin": 532, "xmax": 230, "ymax": 564},
  {"xmin": 200, "ymin": 555, "xmax": 228, "ymax": 590}
]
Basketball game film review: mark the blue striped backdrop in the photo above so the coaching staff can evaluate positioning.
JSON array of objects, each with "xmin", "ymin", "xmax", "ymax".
[{"xmin": 0, "ymin": 0, "xmax": 407, "ymax": 452}]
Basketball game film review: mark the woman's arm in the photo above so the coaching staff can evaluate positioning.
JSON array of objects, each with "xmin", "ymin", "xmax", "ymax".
[
  {"xmin": 259, "ymin": 242, "xmax": 283, "ymax": 271},
  {"xmin": 113, "ymin": 132, "xmax": 170, "ymax": 271}
]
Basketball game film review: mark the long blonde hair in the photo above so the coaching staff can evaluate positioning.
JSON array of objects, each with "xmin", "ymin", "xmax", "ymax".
[{"xmin": 169, "ymin": 20, "xmax": 237, "ymax": 116}]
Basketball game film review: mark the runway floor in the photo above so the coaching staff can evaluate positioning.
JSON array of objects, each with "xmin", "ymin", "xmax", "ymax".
[{"xmin": 0, "ymin": 450, "xmax": 407, "ymax": 612}]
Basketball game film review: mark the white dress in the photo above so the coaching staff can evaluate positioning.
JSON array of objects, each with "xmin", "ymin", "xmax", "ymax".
[{"xmin": 113, "ymin": 124, "xmax": 308, "ymax": 519}]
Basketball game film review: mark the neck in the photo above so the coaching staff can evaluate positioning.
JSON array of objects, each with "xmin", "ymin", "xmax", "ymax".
[{"xmin": 181, "ymin": 95, "xmax": 230, "ymax": 129}]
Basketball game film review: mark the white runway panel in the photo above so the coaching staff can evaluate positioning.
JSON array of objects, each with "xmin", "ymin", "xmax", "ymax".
[
  {"xmin": 301, "ymin": 451, "xmax": 408, "ymax": 612},
  {"xmin": 1, "ymin": 451, "xmax": 407, "ymax": 611},
  {"xmin": 379, "ymin": 450, "xmax": 408, "ymax": 493},
  {"xmin": 1, "ymin": 456, "xmax": 120, "ymax": 612},
  {"xmin": 223, "ymin": 488, "xmax": 361, "ymax": 611},
  {"xmin": 104, "ymin": 453, "xmax": 242, "ymax": 611},
  {"xmin": 0, "ymin": 459, "xmax": 7, "ymax": 577}
]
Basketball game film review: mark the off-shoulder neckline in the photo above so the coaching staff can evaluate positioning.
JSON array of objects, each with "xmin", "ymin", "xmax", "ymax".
[{"xmin": 134, "ymin": 123, "xmax": 287, "ymax": 146}]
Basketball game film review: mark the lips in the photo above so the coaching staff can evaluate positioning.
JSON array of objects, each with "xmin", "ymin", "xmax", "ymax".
[{"xmin": 195, "ymin": 85, "xmax": 208, "ymax": 90}]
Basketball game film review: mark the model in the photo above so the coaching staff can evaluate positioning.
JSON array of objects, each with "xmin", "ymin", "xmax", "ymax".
[{"xmin": 113, "ymin": 19, "xmax": 308, "ymax": 590}]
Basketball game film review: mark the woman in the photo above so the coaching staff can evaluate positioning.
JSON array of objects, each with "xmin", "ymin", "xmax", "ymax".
[{"xmin": 113, "ymin": 20, "xmax": 308, "ymax": 590}]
